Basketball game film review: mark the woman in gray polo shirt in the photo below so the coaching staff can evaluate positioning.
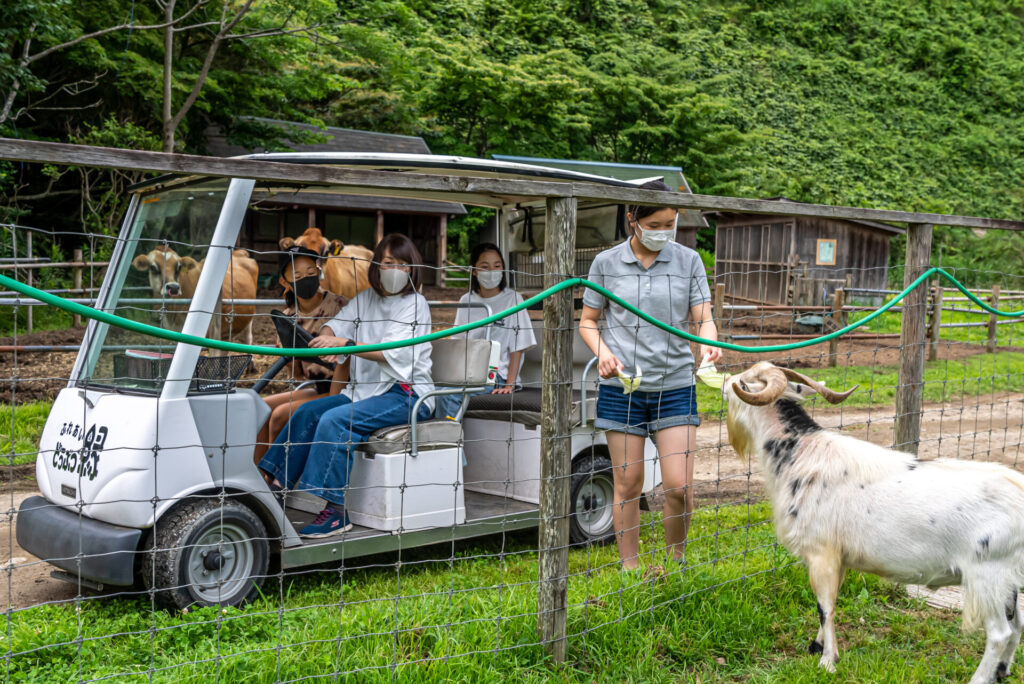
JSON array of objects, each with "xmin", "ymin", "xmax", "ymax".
[{"xmin": 579, "ymin": 179, "xmax": 722, "ymax": 571}]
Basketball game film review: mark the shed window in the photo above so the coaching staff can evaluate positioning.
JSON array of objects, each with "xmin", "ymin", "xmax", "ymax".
[{"xmin": 816, "ymin": 239, "xmax": 836, "ymax": 266}]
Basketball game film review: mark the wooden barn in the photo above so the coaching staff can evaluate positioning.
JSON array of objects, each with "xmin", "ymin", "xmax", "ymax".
[
  {"xmin": 709, "ymin": 198, "xmax": 904, "ymax": 305},
  {"xmin": 204, "ymin": 118, "xmax": 466, "ymax": 285}
]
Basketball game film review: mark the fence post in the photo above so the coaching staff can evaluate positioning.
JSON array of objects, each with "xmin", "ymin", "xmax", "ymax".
[
  {"xmin": 928, "ymin": 285, "xmax": 943, "ymax": 361},
  {"xmin": 73, "ymin": 249, "xmax": 83, "ymax": 328},
  {"xmin": 828, "ymin": 288, "xmax": 844, "ymax": 367},
  {"xmin": 537, "ymin": 195, "xmax": 575, "ymax": 663},
  {"xmin": 895, "ymin": 222, "xmax": 932, "ymax": 454},
  {"xmin": 987, "ymin": 284, "xmax": 1000, "ymax": 353},
  {"xmin": 712, "ymin": 282, "xmax": 725, "ymax": 327},
  {"xmin": 26, "ymin": 232, "xmax": 33, "ymax": 334}
]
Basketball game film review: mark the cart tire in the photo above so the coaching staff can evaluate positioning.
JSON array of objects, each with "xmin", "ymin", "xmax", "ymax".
[
  {"xmin": 141, "ymin": 498, "xmax": 269, "ymax": 610},
  {"xmin": 569, "ymin": 454, "xmax": 616, "ymax": 546}
]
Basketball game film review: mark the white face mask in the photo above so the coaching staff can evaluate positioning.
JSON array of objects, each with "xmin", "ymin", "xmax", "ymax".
[
  {"xmin": 379, "ymin": 267, "xmax": 410, "ymax": 294},
  {"xmin": 477, "ymin": 270, "xmax": 503, "ymax": 289},
  {"xmin": 636, "ymin": 217, "xmax": 678, "ymax": 252}
]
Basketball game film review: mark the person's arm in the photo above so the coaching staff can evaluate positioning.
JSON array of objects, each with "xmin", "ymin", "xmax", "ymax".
[
  {"xmin": 308, "ymin": 330, "xmax": 386, "ymax": 362},
  {"xmin": 327, "ymin": 358, "xmax": 349, "ymax": 395},
  {"xmin": 493, "ymin": 350, "xmax": 523, "ymax": 394},
  {"xmin": 690, "ymin": 300, "xmax": 722, "ymax": 364},
  {"xmin": 580, "ymin": 305, "xmax": 623, "ymax": 379}
]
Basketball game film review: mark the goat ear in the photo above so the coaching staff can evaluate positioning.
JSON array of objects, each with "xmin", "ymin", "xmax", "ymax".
[
  {"xmin": 132, "ymin": 254, "xmax": 151, "ymax": 271},
  {"xmin": 787, "ymin": 381, "xmax": 819, "ymax": 400},
  {"xmin": 279, "ymin": 237, "xmax": 295, "ymax": 250}
]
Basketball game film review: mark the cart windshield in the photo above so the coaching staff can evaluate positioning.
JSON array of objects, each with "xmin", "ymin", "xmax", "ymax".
[{"xmin": 79, "ymin": 180, "xmax": 231, "ymax": 392}]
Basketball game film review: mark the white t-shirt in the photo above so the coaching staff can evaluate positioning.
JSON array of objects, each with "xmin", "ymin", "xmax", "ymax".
[
  {"xmin": 454, "ymin": 288, "xmax": 537, "ymax": 382},
  {"xmin": 323, "ymin": 289, "xmax": 435, "ymax": 411}
]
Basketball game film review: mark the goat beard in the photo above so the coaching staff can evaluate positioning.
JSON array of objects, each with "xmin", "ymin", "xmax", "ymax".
[{"xmin": 726, "ymin": 408, "xmax": 753, "ymax": 465}]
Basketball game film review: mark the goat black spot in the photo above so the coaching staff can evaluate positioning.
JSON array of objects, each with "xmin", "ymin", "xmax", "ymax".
[
  {"xmin": 788, "ymin": 505, "xmax": 798, "ymax": 517},
  {"xmin": 817, "ymin": 602, "xmax": 826, "ymax": 626},
  {"xmin": 928, "ymin": 517, "xmax": 936, "ymax": 525},
  {"xmin": 996, "ymin": 661, "xmax": 1008, "ymax": 680},
  {"xmin": 1007, "ymin": 590, "xmax": 1018, "ymax": 622},
  {"xmin": 790, "ymin": 478, "xmax": 802, "ymax": 497},
  {"xmin": 764, "ymin": 436, "xmax": 800, "ymax": 475},
  {"xmin": 842, "ymin": 469, "xmax": 848, "ymax": 477},
  {"xmin": 808, "ymin": 640, "xmax": 823, "ymax": 655},
  {"xmin": 859, "ymin": 484, "xmax": 865, "ymax": 489},
  {"xmin": 776, "ymin": 399, "xmax": 821, "ymax": 435},
  {"xmin": 980, "ymin": 536, "xmax": 991, "ymax": 552},
  {"xmin": 907, "ymin": 463, "xmax": 917, "ymax": 471}
]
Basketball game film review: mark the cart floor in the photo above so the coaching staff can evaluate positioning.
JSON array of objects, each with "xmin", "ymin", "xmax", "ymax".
[{"xmin": 281, "ymin": 492, "xmax": 538, "ymax": 568}]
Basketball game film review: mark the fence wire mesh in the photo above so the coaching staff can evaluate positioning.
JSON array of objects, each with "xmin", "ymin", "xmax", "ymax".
[{"xmin": 2, "ymin": 221, "xmax": 1024, "ymax": 681}]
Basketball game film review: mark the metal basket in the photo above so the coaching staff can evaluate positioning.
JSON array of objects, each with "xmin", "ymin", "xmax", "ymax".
[{"xmin": 190, "ymin": 354, "xmax": 252, "ymax": 393}]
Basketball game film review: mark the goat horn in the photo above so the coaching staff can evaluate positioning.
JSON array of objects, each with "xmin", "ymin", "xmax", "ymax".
[
  {"xmin": 780, "ymin": 367, "xmax": 859, "ymax": 404},
  {"xmin": 732, "ymin": 367, "xmax": 788, "ymax": 406}
]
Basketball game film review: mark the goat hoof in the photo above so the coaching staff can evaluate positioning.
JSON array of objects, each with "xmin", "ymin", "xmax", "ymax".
[
  {"xmin": 996, "ymin": 661, "xmax": 1009, "ymax": 681},
  {"xmin": 808, "ymin": 640, "xmax": 823, "ymax": 655}
]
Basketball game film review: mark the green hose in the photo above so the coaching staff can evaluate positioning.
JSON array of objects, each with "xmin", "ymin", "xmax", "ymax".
[{"xmin": 0, "ymin": 267, "xmax": 1019, "ymax": 357}]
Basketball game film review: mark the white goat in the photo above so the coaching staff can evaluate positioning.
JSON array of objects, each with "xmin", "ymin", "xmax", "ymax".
[{"xmin": 723, "ymin": 361, "xmax": 1024, "ymax": 684}]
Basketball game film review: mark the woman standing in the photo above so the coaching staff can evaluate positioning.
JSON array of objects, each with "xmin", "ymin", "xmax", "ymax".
[
  {"xmin": 436, "ymin": 242, "xmax": 537, "ymax": 419},
  {"xmin": 579, "ymin": 180, "xmax": 721, "ymax": 570},
  {"xmin": 253, "ymin": 244, "xmax": 348, "ymax": 463},
  {"xmin": 258, "ymin": 233, "xmax": 434, "ymax": 537}
]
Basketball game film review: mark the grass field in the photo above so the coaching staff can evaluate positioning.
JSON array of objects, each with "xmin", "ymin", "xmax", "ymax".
[
  {"xmin": 0, "ymin": 400, "xmax": 52, "ymax": 466},
  {"xmin": 4, "ymin": 502, "xmax": 989, "ymax": 683}
]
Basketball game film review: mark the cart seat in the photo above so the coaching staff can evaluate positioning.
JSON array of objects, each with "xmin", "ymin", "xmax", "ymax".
[
  {"xmin": 464, "ymin": 388, "xmax": 593, "ymax": 428},
  {"xmin": 365, "ymin": 420, "xmax": 463, "ymax": 455}
]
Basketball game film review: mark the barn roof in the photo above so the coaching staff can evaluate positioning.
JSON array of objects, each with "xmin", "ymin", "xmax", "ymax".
[
  {"xmin": 203, "ymin": 118, "xmax": 466, "ymax": 215},
  {"xmin": 708, "ymin": 197, "xmax": 905, "ymax": 235}
]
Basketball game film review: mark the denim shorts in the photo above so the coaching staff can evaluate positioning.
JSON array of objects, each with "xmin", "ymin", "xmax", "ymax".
[{"xmin": 595, "ymin": 384, "xmax": 700, "ymax": 436}]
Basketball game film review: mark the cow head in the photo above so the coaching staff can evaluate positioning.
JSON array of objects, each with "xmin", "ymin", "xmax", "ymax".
[
  {"xmin": 281, "ymin": 227, "xmax": 347, "ymax": 258},
  {"xmin": 132, "ymin": 246, "xmax": 199, "ymax": 298}
]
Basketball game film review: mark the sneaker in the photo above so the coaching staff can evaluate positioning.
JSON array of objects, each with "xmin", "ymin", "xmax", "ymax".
[
  {"xmin": 298, "ymin": 508, "xmax": 353, "ymax": 538},
  {"xmin": 268, "ymin": 482, "xmax": 285, "ymax": 507}
]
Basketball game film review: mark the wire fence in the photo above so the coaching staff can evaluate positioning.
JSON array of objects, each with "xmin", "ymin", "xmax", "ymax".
[{"xmin": 2, "ymin": 212, "xmax": 1024, "ymax": 683}]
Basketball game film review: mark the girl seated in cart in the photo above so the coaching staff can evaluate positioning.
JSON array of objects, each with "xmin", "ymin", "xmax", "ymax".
[
  {"xmin": 435, "ymin": 242, "xmax": 536, "ymax": 419},
  {"xmin": 253, "ymin": 244, "xmax": 348, "ymax": 463},
  {"xmin": 258, "ymin": 233, "xmax": 434, "ymax": 537}
]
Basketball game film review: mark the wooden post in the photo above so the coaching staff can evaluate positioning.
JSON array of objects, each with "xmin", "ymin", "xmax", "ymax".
[
  {"xmin": 537, "ymin": 195, "xmax": 575, "ymax": 663},
  {"xmin": 712, "ymin": 282, "xmax": 725, "ymax": 325},
  {"xmin": 374, "ymin": 210, "xmax": 384, "ymax": 246},
  {"xmin": 26, "ymin": 232, "xmax": 33, "ymax": 334},
  {"xmin": 987, "ymin": 284, "xmax": 1001, "ymax": 353},
  {"xmin": 894, "ymin": 223, "xmax": 932, "ymax": 454},
  {"xmin": 828, "ymin": 288, "xmax": 844, "ymax": 367},
  {"xmin": 436, "ymin": 215, "xmax": 447, "ymax": 288},
  {"xmin": 928, "ymin": 286, "xmax": 943, "ymax": 361},
  {"xmin": 73, "ymin": 249, "xmax": 83, "ymax": 328}
]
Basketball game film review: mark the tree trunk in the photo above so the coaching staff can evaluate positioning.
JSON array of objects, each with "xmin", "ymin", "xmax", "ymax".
[{"xmin": 162, "ymin": 0, "xmax": 177, "ymax": 153}]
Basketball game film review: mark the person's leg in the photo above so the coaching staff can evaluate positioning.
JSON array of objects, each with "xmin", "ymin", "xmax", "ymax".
[
  {"xmin": 648, "ymin": 385, "xmax": 701, "ymax": 562},
  {"xmin": 296, "ymin": 386, "xmax": 421, "ymax": 506},
  {"xmin": 653, "ymin": 425, "xmax": 697, "ymax": 561},
  {"xmin": 254, "ymin": 390, "xmax": 292, "ymax": 464},
  {"xmin": 606, "ymin": 429, "xmax": 648, "ymax": 570},
  {"xmin": 258, "ymin": 393, "xmax": 351, "ymax": 489},
  {"xmin": 268, "ymin": 388, "xmax": 325, "ymax": 442}
]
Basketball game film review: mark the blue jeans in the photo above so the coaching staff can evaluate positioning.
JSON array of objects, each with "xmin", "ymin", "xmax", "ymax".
[
  {"xmin": 594, "ymin": 384, "xmax": 700, "ymax": 437},
  {"xmin": 435, "ymin": 374, "xmax": 506, "ymax": 420},
  {"xmin": 259, "ymin": 384, "xmax": 432, "ymax": 505}
]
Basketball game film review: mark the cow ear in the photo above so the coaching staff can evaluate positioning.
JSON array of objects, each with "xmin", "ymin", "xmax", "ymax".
[
  {"xmin": 179, "ymin": 256, "xmax": 199, "ymax": 272},
  {"xmin": 279, "ymin": 237, "xmax": 295, "ymax": 250},
  {"xmin": 132, "ymin": 254, "xmax": 151, "ymax": 271},
  {"xmin": 328, "ymin": 239, "xmax": 344, "ymax": 256}
]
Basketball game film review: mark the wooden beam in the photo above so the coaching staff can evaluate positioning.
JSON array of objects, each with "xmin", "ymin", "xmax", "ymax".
[
  {"xmin": 4, "ymin": 138, "xmax": 1024, "ymax": 231},
  {"xmin": 987, "ymin": 284, "xmax": 1000, "ymax": 353},
  {"xmin": 928, "ymin": 286, "xmax": 943, "ymax": 361},
  {"xmin": 537, "ymin": 196, "xmax": 575, "ymax": 664},
  {"xmin": 828, "ymin": 288, "xmax": 844, "ymax": 367},
  {"xmin": 895, "ymin": 223, "xmax": 932, "ymax": 455},
  {"xmin": 437, "ymin": 214, "xmax": 447, "ymax": 288}
]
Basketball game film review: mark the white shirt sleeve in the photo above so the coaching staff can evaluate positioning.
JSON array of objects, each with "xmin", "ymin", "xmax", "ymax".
[{"xmin": 509, "ymin": 291, "xmax": 537, "ymax": 353}]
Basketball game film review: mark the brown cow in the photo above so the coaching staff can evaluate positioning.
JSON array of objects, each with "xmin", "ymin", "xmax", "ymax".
[
  {"xmin": 132, "ymin": 247, "xmax": 258, "ymax": 346},
  {"xmin": 280, "ymin": 228, "xmax": 373, "ymax": 300}
]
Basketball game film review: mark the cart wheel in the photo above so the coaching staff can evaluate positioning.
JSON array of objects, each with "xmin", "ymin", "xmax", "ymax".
[
  {"xmin": 569, "ymin": 454, "xmax": 616, "ymax": 546},
  {"xmin": 142, "ymin": 498, "xmax": 269, "ymax": 610}
]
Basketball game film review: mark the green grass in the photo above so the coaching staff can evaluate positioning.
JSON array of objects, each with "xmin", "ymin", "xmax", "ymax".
[
  {"xmin": 0, "ymin": 400, "xmax": 52, "ymax": 466},
  {"xmin": 847, "ymin": 294, "xmax": 1024, "ymax": 348},
  {"xmin": 4, "ymin": 503, "xmax": 986, "ymax": 682},
  {"xmin": 696, "ymin": 351, "xmax": 1024, "ymax": 415}
]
